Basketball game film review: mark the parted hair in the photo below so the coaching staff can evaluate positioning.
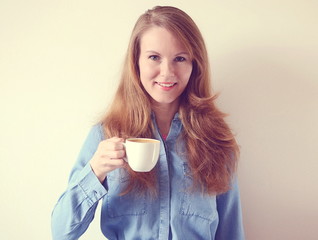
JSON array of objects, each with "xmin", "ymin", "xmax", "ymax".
[{"xmin": 102, "ymin": 6, "xmax": 239, "ymax": 196}]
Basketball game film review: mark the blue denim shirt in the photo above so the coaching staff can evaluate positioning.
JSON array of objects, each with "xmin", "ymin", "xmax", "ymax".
[{"xmin": 51, "ymin": 113, "xmax": 245, "ymax": 240}]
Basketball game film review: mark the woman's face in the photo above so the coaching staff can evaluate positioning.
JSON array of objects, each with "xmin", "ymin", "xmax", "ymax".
[{"xmin": 138, "ymin": 27, "xmax": 193, "ymax": 108}]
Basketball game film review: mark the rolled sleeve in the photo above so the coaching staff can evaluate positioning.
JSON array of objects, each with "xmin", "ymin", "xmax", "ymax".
[
  {"xmin": 51, "ymin": 124, "xmax": 107, "ymax": 240},
  {"xmin": 78, "ymin": 162, "xmax": 108, "ymax": 204}
]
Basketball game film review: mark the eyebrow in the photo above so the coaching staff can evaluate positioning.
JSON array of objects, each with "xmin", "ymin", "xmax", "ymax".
[{"xmin": 145, "ymin": 50, "xmax": 190, "ymax": 56}]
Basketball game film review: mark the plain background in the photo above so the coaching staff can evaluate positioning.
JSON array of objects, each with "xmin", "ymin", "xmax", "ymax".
[{"xmin": 1, "ymin": 0, "xmax": 317, "ymax": 239}]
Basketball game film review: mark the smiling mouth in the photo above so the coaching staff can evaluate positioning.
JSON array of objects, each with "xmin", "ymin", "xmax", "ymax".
[{"xmin": 156, "ymin": 82, "xmax": 177, "ymax": 87}]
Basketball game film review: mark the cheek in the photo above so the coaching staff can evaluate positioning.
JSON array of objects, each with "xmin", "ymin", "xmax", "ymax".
[
  {"xmin": 178, "ymin": 65, "xmax": 193, "ymax": 82},
  {"xmin": 139, "ymin": 63, "xmax": 159, "ymax": 80}
]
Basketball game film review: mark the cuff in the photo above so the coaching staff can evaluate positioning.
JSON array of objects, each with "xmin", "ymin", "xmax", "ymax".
[{"xmin": 77, "ymin": 163, "xmax": 108, "ymax": 205}]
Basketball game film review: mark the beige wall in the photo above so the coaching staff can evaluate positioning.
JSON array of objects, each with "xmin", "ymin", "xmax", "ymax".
[{"xmin": 0, "ymin": 0, "xmax": 317, "ymax": 239}]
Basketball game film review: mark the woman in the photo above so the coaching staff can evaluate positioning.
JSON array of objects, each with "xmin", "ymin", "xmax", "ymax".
[{"xmin": 51, "ymin": 6, "xmax": 245, "ymax": 240}]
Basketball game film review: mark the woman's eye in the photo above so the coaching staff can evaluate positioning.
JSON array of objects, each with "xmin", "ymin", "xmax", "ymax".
[
  {"xmin": 149, "ymin": 55, "xmax": 160, "ymax": 61},
  {"xmin": 175, "ymin": 56, "xmax": 186, "ymax": 62}
]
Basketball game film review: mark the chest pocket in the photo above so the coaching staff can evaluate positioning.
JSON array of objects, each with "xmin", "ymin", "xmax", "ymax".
[
  {"xmin": 180, "ymin": 163, "xmax": 218, "ymax": 221},
  {"xmin": 105, "ymin": 169, "xmax": 147, "ymax": 218}
]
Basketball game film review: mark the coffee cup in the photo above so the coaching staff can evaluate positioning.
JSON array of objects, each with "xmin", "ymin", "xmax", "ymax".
[{"xmin": 123, "ymin": 138, "xmax": 160, "ymax": 172}]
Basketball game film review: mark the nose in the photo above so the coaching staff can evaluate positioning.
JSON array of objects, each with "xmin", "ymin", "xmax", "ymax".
[{"xmin": 160, "ymin": 60, "xmax": 175, "ymax": 79}]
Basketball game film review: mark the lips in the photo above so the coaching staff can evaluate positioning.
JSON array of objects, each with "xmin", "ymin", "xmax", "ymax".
[{"xmin": 156, "ymin": 82, "xmax": 177, "ymax": 88}]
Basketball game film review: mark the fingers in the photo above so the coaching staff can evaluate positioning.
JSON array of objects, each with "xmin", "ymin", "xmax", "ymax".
[
  {"xmin": 97, "ymin": 138, "xmax": 125, "ymax": 159},
  {"xmin": 100, "ymin": 137, "xmax": 124, "ymax": 151},
  {"xmin": 106, "ymin": 150, "xmax": 125, "ymax": 159},
  {"xmin": 89, "ymin": 137, "xmax": 127, "ymax": 182},
  {"xmin": 95, "ymin": 158, "xmax": 125, "ymax": 170}
]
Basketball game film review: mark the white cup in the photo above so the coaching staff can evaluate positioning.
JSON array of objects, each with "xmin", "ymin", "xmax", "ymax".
[{"xmin": 123, "ymin": 138, "xmax": 160, "ymax": 172}]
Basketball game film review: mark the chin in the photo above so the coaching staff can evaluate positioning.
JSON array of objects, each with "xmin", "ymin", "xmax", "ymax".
[{"xmin": 151, "ymin": 96, "xmax": 179, "ymax": 106}]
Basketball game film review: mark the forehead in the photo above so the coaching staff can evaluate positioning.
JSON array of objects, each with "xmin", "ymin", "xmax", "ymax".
[{"xmin": 139, "ymin": 27, "xmax": 188, "ymax": 53}]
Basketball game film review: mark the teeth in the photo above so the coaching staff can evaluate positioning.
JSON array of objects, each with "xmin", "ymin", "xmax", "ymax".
[{"xmin": 157, "ymin": 82, "xmax": 176, "ymax": 87}]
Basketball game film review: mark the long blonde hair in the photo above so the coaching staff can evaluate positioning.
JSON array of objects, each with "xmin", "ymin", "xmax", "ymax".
[{"xmin": 103, "ymin": 6, "xmax": 239, "ymax": 195}]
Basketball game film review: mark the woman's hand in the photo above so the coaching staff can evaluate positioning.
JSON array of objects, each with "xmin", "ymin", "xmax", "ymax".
[{"xmin": 89, "ymin": 137, "xmax": 126, "ymax": 183}]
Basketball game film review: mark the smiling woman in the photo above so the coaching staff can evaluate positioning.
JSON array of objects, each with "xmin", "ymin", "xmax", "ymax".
[
  {"xmin": 138, "ymin": 27, "xmax": 193, "ymax": 111},
  {"xmin": 51, "ymin": 6, "xmax": 244, "ymax": 240}
]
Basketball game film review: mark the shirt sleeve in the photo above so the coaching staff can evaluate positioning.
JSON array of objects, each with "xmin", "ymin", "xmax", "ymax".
[
  {"xmin": 51, "ymin": 124, "xmax": 108, "ymax": 240},
  {"xmin": 215, "ymin": 177, "xmax": 245, "ymax": 240}
]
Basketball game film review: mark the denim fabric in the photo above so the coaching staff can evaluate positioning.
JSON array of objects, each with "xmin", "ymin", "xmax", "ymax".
[{"xmin": 51, "ymin": 113, "xmax": 245, "ymax": 240}]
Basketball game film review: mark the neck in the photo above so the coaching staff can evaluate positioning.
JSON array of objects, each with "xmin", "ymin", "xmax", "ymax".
[{"xmin": 152, "ymin": 101, "xmax": 179, "ymax": 136}]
